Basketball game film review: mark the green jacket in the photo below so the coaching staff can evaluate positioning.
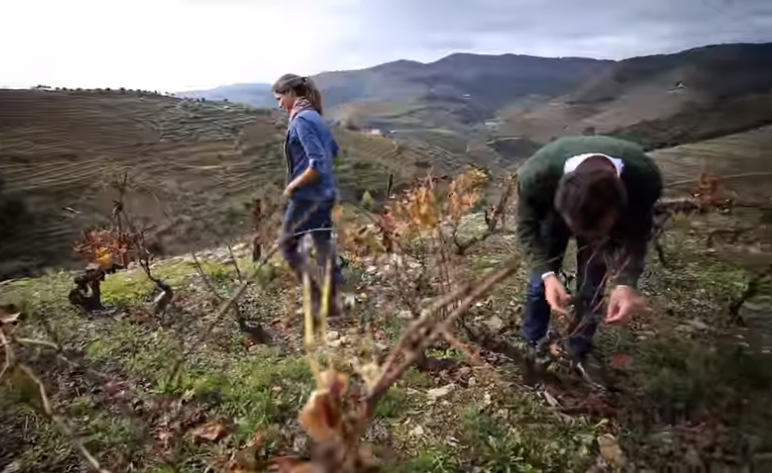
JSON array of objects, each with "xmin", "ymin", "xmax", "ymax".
[{"xmin": 516, "ymin": 135, "xmax": 663, "ymax": 288}]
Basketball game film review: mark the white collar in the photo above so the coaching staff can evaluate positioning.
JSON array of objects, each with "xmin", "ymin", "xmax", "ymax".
[{"xmin": 564, "ymin": 153, "xmax": 624, "ymax": 176}]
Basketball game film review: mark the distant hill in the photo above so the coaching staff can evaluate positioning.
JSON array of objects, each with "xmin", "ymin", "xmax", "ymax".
[
  {"xmin": 497, "ymin": 42, "xmax": 772, "ymax": 150},
  {"xmin": 179, "ymin": 55, "xmax": 612, "ymax": 131},
  {"xmin": 186, "ymin": 42, "xmax": 772, "ymax": 167},
  {"xmin": 314, "ymin": 54, "xmax": 612, "ymax": 128},
  {"xmin": 178, "ymin": 83, "xmax": 274, "ymax": 108}
]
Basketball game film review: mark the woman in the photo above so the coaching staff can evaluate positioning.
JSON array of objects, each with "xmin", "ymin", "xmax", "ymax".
[{"xmin": 272, "ymin": 74, "xmax": 344, "ymax": 310}]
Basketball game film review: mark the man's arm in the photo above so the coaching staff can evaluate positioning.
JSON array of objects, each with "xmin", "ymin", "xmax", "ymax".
[
  {"xmin": 614, "ymin": 207, "xmax": 653, "ymax": 288},
  {"xmin": 615, "ymin": 171, "xmax": 663, "ymax": 288},
  {"xmin": 516, "ymin": 182, "xmax": 556, "ymax": 277}
]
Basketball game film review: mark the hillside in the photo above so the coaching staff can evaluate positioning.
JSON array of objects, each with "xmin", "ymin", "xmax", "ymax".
[
  {"xmin": 496, "ymin": 42, "xmax": 772, "ymax": 149},
  {"xmin": 652, "ymin": 123, "xmax": 772, "ymax": 206},
  {"xmin": 0, "ymin": 90, "xmax": 443, "ymax": 279},
  {"xmin": 186, "ymin": 42, "xmax": 772, "ymax": 168},
  {"xmin": 179, "ymin": 83, "xmax": 274, "ymax": 109},
  {"xmin": 180, "ymin": 54, "xmax": 612, "ymax": 133},
  {"xmin": 1, "ymin": 125, "xmax": 771, "ymax": 471}
]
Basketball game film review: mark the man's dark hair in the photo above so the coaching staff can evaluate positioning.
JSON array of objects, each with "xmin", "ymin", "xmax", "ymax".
[{"xmin": 554, "ymin": 169, "xmax": 627, "ymax": 234}]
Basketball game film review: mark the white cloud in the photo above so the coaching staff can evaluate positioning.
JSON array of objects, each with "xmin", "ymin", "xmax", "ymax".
[
  {"xmin": 1, "ymin": 0, "xmax": 770, "ymax": 90},
  {"xmin": 0, "ymin": 0, "xmax": 354, "ymax": 90}
]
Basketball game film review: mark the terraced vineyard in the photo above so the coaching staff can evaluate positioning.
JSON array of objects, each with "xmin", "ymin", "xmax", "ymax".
[
  {"xmin": 651, "ymin": 124, "xmax": 772, "ymax": 202},
  {"xmin": 0, "ymin": 90, "xmax": 450, "ymax": 278}
]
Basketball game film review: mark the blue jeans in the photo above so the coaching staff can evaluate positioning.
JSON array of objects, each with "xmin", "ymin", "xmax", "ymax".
[
  {"xmin": 281, "ymin": 199, "xmax": 344, "ymax": 287},
  {"xmin": 521, "ymin": 242, "xmax": 607, "ymax": 358}
]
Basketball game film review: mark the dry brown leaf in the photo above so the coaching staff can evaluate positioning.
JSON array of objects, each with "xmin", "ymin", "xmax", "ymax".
[
  {"xmin": 272, "ymin": 456, "xmax": 318, "ymax": 473},
  {"xmin": 190, "ymin": 420, "xmax": 227, "ymax": 442},
  {"xmin": 0, "ymin": 309, "xmax": 20, "ymax": 325},
  {"xmin": 227, "ymin": 432, "xmax": 265, "ymax": 472},
  {"xmin": 298, "ymin": 390, "xmax": 339, "ymax": 443},
  {"xmin": 356, "ymin": 362, "xmax": 382, "ymax": 393},
  {"xmin": 297, "ymin": 370, "xmax": 349, "ymax": 443},
  {"xmin": 598, "ymin": 433, "xmax": 626, "ymax": 468},
  {"xmin": 319, "ymin": 369, "xmax": 348, "ymax": 394},
  {"xmin": 610, "ymin": 352, "xmax": 633, "ymax": 371},
  {"xmin": 157, "ymin": 429, "xmax": 174, "ymax": 450}
]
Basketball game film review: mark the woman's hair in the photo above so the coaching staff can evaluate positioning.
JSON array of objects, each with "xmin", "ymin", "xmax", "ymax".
[{"xmin": 272, "ymin": 74, "xmax": 324, "ymax": 115}]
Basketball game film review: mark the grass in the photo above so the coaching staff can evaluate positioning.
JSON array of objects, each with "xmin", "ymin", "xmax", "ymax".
[
  {"xmin": 2, "ymin": 199, "xmax": 772, "ymax": 471},
  {"xmin": 388, "ymin": 446, "xmax": 461, "ymax": 473},
  {"xmin": 461, "ymin": 390, "xmax": 600, "ymax": 472},
  {"xmin": 182, "ymin": 350, "xmax": 313, "ymax": 442},
  {"xmin": 0, "ymin": 247, "xmax": 602, "ymax": 472},
  {"xmin": 375, "ymin": 387, "xmax": 412, "ymax": 419}
]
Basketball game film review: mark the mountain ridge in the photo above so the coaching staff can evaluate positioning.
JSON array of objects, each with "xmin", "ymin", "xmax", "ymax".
[{"xmin": 179, "ymin": 42, "xmax": 772, "ymax": 151}]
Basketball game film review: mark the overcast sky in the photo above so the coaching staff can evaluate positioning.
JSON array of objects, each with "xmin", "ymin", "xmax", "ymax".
[{"xmin": 2, "ymin": 0, "xmax": 771, "ymax": 91}]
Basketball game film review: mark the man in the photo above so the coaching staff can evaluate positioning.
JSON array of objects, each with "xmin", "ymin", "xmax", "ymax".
[{"xmin": 516, "ymin": 135, "xmax": 663, "ymax": 373}]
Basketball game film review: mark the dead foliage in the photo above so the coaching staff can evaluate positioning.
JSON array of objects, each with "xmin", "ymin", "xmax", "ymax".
[
  {"xmin": 69, "ymin": 173, "xmax": 172, "ymax": 316},
  {"xmin": 221, "ymin": 170, "xmax": 523, "ymax": 472},
  {"xmin": 1, "ymin": 314, "xmax": 112, "ymax": 473}
]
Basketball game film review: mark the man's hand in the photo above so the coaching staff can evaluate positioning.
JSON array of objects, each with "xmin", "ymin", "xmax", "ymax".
[
  {"xmin": 282, "ymin": 185, "xmax": 295, "ymax": 199},
  {"xmin": 544, "ymin": 274, "xmax": 571, "ymax": 315},
  {"xmin": 605, "ymin": 286, "xmax": 644, "ymax": 325}
]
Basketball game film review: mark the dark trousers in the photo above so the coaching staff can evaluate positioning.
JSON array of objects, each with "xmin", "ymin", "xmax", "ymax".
[
  {"xmin": 521, "ymin": 241, "xmax": 607, "ymax": 358},
  {"xmin": 281, "ymin": 199, "xmax": 344, "ymax": 288}
]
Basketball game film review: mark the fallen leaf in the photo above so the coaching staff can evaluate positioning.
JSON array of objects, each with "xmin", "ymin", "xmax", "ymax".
[
  {"xmin": 190, "ymin": 420, "xmax": 227, "ymax": 442},
  {"xmin": 686, "ymin": 318, "xmax": 710, "ymax": 331},
  {"xmin": 0, "ymin": 310, "xmax": 20, "ymax": 325},
  {"xmin": 541, "ymin": 390, "xmax": 561, "ymax": 408},
  {"xmin": 598, "ymin": 433, "xmax": 626, "ymax": 468},
  {"xmin": 157, "ymin": 429, "xmax": 174, "ymax": 450},
  {"xmin": 356, "ymin": 362, "xmax": 382, "ymax": 392},
  {"xmin": 298, "ymin": 390, "xmax": 340, "ymax": 442},
  {"xmin": 610, "ymin": 353, "xmax": 633, "ymax": 371},
  {"xmin": 410, "ymin": 425, "xmax": 425, "ymax": 437},
  {"xmin": 228, "ymin": 433, "xmax": 265, "ymax": 472},
  {"xmin": 325, "ymin": 330, "xmax": 340, "ymax": 341},
  {"xmin": 272, "ymin": 456, "xmax": 318, "ymax": 473},
  {"xmin": 427, "ymin": 384, "xmax": 454, "ymax": 400},
  {"xmin": 483, "ymin": 315, "xmax": 505, "ymax": 333}
]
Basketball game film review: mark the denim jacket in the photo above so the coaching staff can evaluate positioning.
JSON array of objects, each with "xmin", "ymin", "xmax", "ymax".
[{"xmin": 284, "ymin": 109, "xmax": 339, "ymax": 202}]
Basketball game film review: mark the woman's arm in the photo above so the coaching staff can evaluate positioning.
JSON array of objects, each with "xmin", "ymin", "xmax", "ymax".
[
  {"xmin": 284, "ymin": 167, "xmax": 321, "ymax": 197},
  {"xmin": 284, "ymin": 117, "xmax": 326, "ymax": 197}
]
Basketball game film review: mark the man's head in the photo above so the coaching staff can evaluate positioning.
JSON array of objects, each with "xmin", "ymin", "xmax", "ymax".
[{"xmin": 555, "ymin": 168, "xmax": 627, "ymax": 240}]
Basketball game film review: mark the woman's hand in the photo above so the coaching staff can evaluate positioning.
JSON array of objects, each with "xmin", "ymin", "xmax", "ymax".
[{"xmin": 284, "ymin": 168, "xmax": 320, "ymax": 199}]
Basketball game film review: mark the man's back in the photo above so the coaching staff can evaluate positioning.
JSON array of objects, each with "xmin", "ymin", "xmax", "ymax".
[
  {"xmin": 518, "ymin": 135, "xmax": 661, "ymax": 207},
  {"xmin": 516, "ymin": 135, "xmax": 663, "ymax": 287}
]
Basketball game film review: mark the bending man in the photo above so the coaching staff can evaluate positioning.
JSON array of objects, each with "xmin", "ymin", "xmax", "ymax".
[{"xmin": 516, "ymin": 135, "xmax": 663, "ymax": 372}]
